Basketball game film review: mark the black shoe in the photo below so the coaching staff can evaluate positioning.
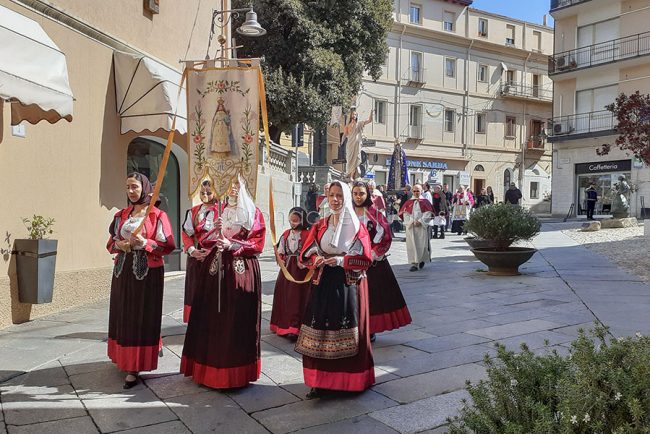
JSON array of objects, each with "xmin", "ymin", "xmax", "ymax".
[
  {"xmin": 286, "ymin": 333, "xmax": 298, "ymax": 341},
  {"xmin": 123, "ymin": 375, "xmax": 138, "ymax": 389},
  {"xmin": 306, "ymin": 388, "xmax": 322, "ymax": 399},
  {"xmin": 370, "ymin": 334, "xmax": 376, "ymax": 343},
  {"xmin": 440, "ymin": 234, "xmax": 445, "ymax": 239},
  {"xmin": 432, "ymin": 235, "xmax": 438, "ymax": 239},
  {"xmin": 409, "ymin": 265, "xmax": 418, "ymax": 272},
  {"xmin": 159, "ymin": 348, "xmax": 164, "ymax": 358},
  {"xmin": 419, "ymin": 262, "xmax": 424, "ymax": 269}
]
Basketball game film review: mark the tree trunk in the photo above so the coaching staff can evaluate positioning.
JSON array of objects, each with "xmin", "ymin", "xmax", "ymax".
[{"xmin": 269, "ymin": 125, "xmax": 284, "ymax": 144}]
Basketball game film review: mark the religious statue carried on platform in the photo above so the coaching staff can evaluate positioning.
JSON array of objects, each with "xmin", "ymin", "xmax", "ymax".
[{"xmin": 611, "ymin": 175, "xmax": 631, "ymax": 218}]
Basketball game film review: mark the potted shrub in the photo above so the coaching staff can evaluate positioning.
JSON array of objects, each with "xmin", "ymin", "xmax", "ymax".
[
  {"xmin": 14, "ymin": 215, "xmax": 57, "ymax": 303},
  {"xmin": 463, "ymin": 204, "xmax": 540, "ymax": 276}
]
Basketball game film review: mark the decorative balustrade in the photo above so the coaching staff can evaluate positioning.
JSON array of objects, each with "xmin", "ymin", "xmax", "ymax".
[{"xmin": 297, "ymin": 165, "xmax": 343, "ymax": 187}]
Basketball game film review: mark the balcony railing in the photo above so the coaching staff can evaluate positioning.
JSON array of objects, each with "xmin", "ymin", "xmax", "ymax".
[
  {"xmin": 527, "ymin": 136, "xmax": 546, "ymax": 150},
  {"xmin": 547, "ymin": 110, "xmax": 616, "ymax": 140},
  {"xmin": 499, "ymin": 82, "xmax": 552, "ymax": 102},
  {"xmin": 549, "ymin": 30, "xmax": 650, "ymax": 75},
  {"xmin": 550, "ymin": 0, "xmax": 593, "ymax": 11},
  {"xmin": 259, "ymin": 139, "xmax": 292, "ymax": 174},
  {"xmin": 407, "ymin": 125, "xmax": 425, "ymax": 140},
  {"xmin": 297, "ymin": 165, "xmax": 343, "ymax": 186},
  {"xmin": 403, "ymin": 67, "xmax": 426, "ymax": 85}
]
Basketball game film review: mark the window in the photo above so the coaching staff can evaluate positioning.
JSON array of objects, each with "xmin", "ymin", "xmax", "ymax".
[
  {"xmin": 506, "ymin": 70, "xmax": 515, "ymax": 85},
  {"xmin": 474, "ymin": 164, "xmax": 485, "ymax": 171},
  {"xmin": 409, "ymin": 105, "xmax": 422, "ymax": 126},
  {"xmin": 530, "ymin": 182, "xmax": 539, "ymax": 199},
  {"xmin": 506, "ymin": 24, "xmax": 515, "ymax": 46},
  {"xmin": 410, "ymin": 51, "xmax": 423, "ymax": 82},
  {"xmin": 443, "ymin": 11, "xmax": 455, "ymax": 32},
  {"xmin": 374, "ymin": 100, "xmax": 387, "ymax": 124},
  {"xmin": 478, "ymin": 64, "xmax": 488, "ymax": 82},
  {"xmin": 445, "ymin": 109, "xmax": 455, "ymax": 132},
  {"xmin": 409, "ymin": 4, "xmax": 421, "ymax": 24},
  {"xmin": 532, "ymin": 30, "xmax": 542, "ymax": 51},
  {"xmin": 476, "ymin": 113, "xmax": 486, "ymax": 133},
  {"xmin": 506, "ymin": 116, "xmax": 516, "ymax": 137},
  {"xmin": 478, "ymin": 18, "xmax": 488, "ymax": 37},
  {"xmin": 445, "ymin": 58, "xmax": 456, "ymax": 78}
]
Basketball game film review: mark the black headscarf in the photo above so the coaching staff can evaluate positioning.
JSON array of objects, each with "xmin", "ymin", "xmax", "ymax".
[
  {"xmin": 127, "ymin": 172, "xmax": 153, "ymax": 205},
  {"xmin": 289, "ymin": 206, "xmax": 310, "ymax": 230}
]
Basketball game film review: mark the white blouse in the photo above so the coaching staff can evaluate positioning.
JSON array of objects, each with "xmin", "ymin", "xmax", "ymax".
[{"xmin": 117, "ymin": 215, "xmax": 167, "ymax": 250}]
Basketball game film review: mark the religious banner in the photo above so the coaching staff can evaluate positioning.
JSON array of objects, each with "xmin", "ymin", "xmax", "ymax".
[{"xmin": 187, "ymin": 66, "xmax": 262, "ymax": 199}]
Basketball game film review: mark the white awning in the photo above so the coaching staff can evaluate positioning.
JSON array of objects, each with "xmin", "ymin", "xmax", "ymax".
[
  {"xmin": 0, "ymin": 5, "xmax": 74, "ymax": 125},
  {"xmin": 113, "ymin": 51, "xmax": 187, "ymax": 135}
]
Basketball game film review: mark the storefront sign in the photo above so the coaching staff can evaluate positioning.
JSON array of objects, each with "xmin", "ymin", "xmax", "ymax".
[
  {"xmin": 385, "ymin": 159, "xmax": 448, "ymax": 170},
  {"xmin": 459, "ymin": 171, "xmax": 471, "ymax": 186},
  {"xmin": 575, "ymin": 159, "xmax": 631, "ymax": 175}
]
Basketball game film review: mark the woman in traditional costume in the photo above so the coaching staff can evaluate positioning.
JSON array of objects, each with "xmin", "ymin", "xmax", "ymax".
[
  {"xmin": 180, "ymin": 180, "xmax": 219, "ymax": 323},
  {"xmin": 180, "ymin": 177, "xmax": 265, "ymax": 389},
  {"xmin": 107, "ymin": 172, "xmax": 176, "ymax": 389},
  {"xmin": 270, "ymin": 207, "xmax": 312, "ymax": 339},
  {"xmin": 451, "ymin": 186, "xmax": 474, "ymax": 235},
  {"xmin": 351, "ymin": 181, "xmax": 411, "ymax": 340},
  {"xmin": 295, "ymin": 181, "xmax": 374, "ymax": 398}
]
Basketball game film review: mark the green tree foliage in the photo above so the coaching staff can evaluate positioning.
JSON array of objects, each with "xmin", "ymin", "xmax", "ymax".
[{"xmin": 232, "ymin": 0, "xmax": 392, "ymax": 142}]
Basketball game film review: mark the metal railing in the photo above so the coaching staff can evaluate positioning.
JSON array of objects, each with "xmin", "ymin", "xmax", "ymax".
[
  {"xmin": 499, "ymin": 82, "xmax": 553, "ymax": 102},
  {"xmin": 403, "ymin": 67, "xmax": 427, "ymax": 84},
  {"xmin": 549, "ymin": 30, "xmax": 650, "ymax": 75},
  {"xmin": 550, "ymin": 0, "xmax": 592, "ymax": 11},
  {"xmin": 526, "ymin": 135, "xmax": 546, "ymax": 149},
  {"xmin": 548, "ymin": 110, "xmax": 616, "ymax": 139},
  {"xmin": 406, "ymin": 125, "xmax": 425, "ymax": 140}
]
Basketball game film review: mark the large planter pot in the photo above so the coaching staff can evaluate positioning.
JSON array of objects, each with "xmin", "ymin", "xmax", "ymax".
[
  {"xmin": 464, "ymin": 236, "xmax": 498, "ymax": 250},
  {"xmin": 471, "ymin": 247, "xmax": 537, "ymax": 276},
  {"xmin": 14, "ymin": 239, "xmax": 58, "ymax": 304}
]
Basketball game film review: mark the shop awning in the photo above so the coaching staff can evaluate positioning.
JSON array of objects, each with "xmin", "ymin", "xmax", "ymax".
[
  {"xmin": 113, "ymin": 51, "xmax": 187, "ymax": 135},
  {"xmin": 0, "ymin": 5, "xmax": 74, "ymax": 125}
]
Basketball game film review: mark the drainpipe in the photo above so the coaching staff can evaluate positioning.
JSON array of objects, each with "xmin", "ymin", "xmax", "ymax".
[
  {"xmin": 520, "ymin": 52, "xmax": 532, "ymax": 195},
  {"xmin": 462, "ymin": 39, "xmax": 474, "ymax": 158},
  {"xmin": 395, "ymin": 24, "xmax": 406, "ymax": 144}
]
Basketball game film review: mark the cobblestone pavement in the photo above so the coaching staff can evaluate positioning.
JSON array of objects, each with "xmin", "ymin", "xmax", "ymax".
[{"xmin": 2, "ymin": 223, "xmax": 649, "ymax": 433}]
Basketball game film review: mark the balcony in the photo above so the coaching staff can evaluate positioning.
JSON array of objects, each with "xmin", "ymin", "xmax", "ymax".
[
  {"xmin": 404, "ymin": 67, "xmax": 426, "ymax": 87},
  {"xmin": 547, "ymin": 110, "xmax": 616, "ymax": 142},
  {"xmin": 405, "ymin": 125, "xmax": 425, "ymax": 142},
  {"xmin": 526, "ymin": 136, "xmax": 546, "ymax": 150},
  {"xmin": 499, "ymin": 82, "xmax": 552, "ymax": 103},
  {"xmin": 549, "ymin": 31, "xmax": 650, "ymax": 76},
  {"xmin": 297, "ymin": 165, "xmax": 343, "ymax": 186},
  {"xmin": 550, "ymin": 0, "xmax": 593, "ymax": 11}
]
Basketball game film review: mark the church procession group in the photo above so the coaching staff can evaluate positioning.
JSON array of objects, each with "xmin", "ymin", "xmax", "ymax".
[{"xmin": 105, "ymin": 166, "xmax": 469, "ymax": 398}]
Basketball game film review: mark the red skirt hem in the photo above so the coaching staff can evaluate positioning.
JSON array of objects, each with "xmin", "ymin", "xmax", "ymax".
[
  {"xmin": 183, "ymin": 305, "xmax": 191, "ymax": 323},
  {"xmin": 369, "ymin": 305, "xmax": 413, "ymax": 335},
  {"xmin": 107, "ymin": 338, "xmax": 159, "ymax": 372},
  {"xmin": 303, "ymin": 366, "xmax": 375, "ymax": 392},
  {"xmin": 269, "ymin": 324, "xmax": 300, "ymax": 336},
  {"xmin": 180, "ymin": 356, "xmax": 261, "ymax": 389}
]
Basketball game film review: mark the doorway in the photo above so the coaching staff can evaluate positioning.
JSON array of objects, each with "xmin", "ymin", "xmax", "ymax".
[
  {"xmin": 127, "ymin": 138, "xmax": 181, "ymax": 271},
  {"xmin": 473, "ymin": 178, "xmax": 485, "ymax": 195}
]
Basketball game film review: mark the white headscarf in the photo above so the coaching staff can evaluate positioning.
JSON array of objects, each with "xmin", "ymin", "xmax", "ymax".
[
  {"xmin": 329, "ymin": 181, "xmax": 360, "ymax": 251},
  {"xmin": 233, "ymin": 174, "xmax": 256, "ymax": 230}
]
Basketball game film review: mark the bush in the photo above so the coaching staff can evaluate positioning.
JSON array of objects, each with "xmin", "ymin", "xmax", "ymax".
[
  {"xmin": 463, "ymin": 203, "xmax": 541, "ymax": 251},
  {"xmin": 448, "ymin": 324, "xmax": 650, "ymax": 434},
  {"xmin": 22, "ymin": 215, "xmax": 55, "ymax": 240}
]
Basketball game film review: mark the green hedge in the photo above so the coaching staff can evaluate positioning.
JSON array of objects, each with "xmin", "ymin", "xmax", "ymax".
[{"xmin": 464, "ymin": 204, "xmax": 541, "ymax": 251}]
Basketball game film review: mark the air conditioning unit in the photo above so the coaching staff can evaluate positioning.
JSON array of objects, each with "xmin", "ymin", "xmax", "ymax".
[
  {"xmin": 555, "ymin": 54, "xmax": 577, "ymax": 71},
  {"xmin": 552, "ymin": 121, "xmax": 574, "ymax": 135}
]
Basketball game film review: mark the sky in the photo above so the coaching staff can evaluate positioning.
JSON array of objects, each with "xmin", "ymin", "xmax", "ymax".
[{"xmin": 469, "ymin": 0, "xmax": 554, "ymax": 27}]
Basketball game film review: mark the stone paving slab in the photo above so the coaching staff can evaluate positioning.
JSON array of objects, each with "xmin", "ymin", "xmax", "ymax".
[
  {"xmin": 495, "ymin": 330, "xmax": 576, "ymax": 351},
  {"xmin": 113, "ymin": 420, "xmax": 190, "ymax": 433},
  {"xmin": 466, "ymin": 319, "xmax": 565, "ymax": 340},
  {"xmin": 405, "ymin": 333, "xmax": 491, "ymax": 354},
  {"xmin": 1, "ymin": 384, "xmax": 87, "ymax": 426},
  {"xmin": 166, "ymin": 391, "xmax": 267, "ymax": 434},
  {"xmin": 373, "ymin": 363, "xmax": 486, "ymax": 404},
  {"xmin": 295, "ymin": 415, "xmax": 398, "ymax": 433},
  {"xmin": 225, "ymin": 373, "xmax": 301, "ymax": 413},
  {"xmin": 251, "ymin": 390, "xmax": 397, "ymax": 433},
  {"xmin": 369, "ymin": 389, "xmax": 470, "ymax": 434},
  {"xmin": 5, "ymin": 416, "xmax": 98, "ymax": 434},
  {"xmin": 83, "ymin": 388, "xmax": 177, "ymax": 432}
]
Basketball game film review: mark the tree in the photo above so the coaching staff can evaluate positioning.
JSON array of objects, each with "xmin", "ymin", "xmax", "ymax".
[
  {"xmin": 231, "ymin": 0, "xmax": 392, "ymax": 143},
  {"xmin": 598, "ymin": 91, "xmax": 650, "ymax": 164}
]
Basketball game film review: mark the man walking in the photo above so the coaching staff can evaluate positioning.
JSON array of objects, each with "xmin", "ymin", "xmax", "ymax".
[
  {"xmin": 586, "ymin": 183, "xmax": 598, "ymax": 220},
  {"xmin": 442, "ymin": 183, "xmax": 453, "ymax": 232},
  {"xmin": 504, "ymin": 182, "xmax": 522, "ymax": 205},
  {"xmin": 431, "ymin": 184, "xmax": 449, "ymax": 239}
]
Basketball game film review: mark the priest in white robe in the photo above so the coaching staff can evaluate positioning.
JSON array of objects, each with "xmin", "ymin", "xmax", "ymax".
[{"xmin": 398, "ymin": 184, "xmax": 434, "ymax": 271}]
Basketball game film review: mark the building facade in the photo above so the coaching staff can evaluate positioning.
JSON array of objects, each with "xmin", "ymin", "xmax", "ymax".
[
  {"xmin": 355, "ymin": 0, "xmax": 553, "ymax": 209},
  {"xmin": 0, "ymin": 0, "xmax": 294, "ymax": 329},
  {"xmin": 548, "ymin": 0, "xmax": 650, "ymax": 218}
]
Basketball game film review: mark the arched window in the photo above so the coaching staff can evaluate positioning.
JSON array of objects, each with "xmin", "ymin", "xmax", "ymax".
[
  {"xmin": 474, "ymin": 164, "xmax": 485, "ymax": 172},
  {"xmin": 127, "ymin": 138, "xmax": 181, "ymax": 271}
]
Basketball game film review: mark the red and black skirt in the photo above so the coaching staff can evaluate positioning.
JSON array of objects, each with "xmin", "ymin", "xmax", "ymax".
[
  {"xmin": 270, "ymin": 256, "xmax": 311, "ymax": 336},
  {"xmin": 367, "ymin": 258, "xmax": 412, "ymax": 334},
  {"xmin": 180, "ymin": 249, "xmax": 261, "ymax": 389},
  {"xmin": 107, "ymin": 252, "xmax": 164, "ymax": 373},
  {"xmin": 298, "ymin": 266, "xmax": 375, "ymax": 392},
  {"xmin": 183, "ymin": 256, "xmax": 200, "ymax": 323}
]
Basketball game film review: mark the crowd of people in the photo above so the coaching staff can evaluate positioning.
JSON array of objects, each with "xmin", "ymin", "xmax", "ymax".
[{"xmin": 106, "ymin": 172, "xmax": 415, "ymax": 399}]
